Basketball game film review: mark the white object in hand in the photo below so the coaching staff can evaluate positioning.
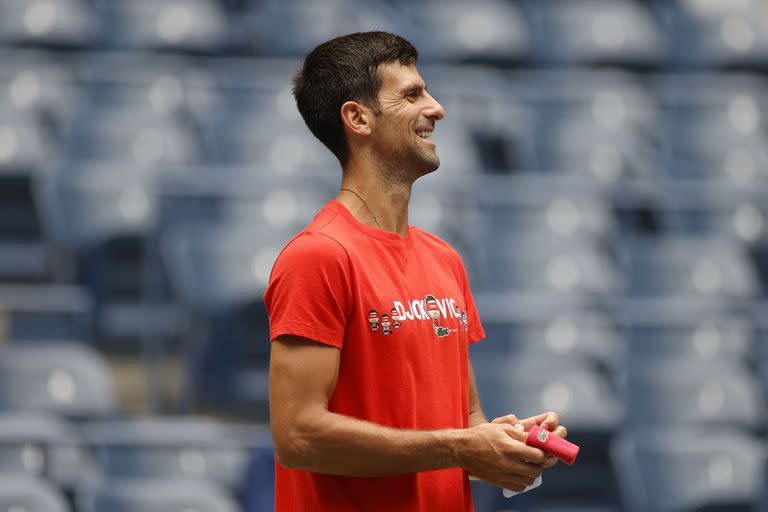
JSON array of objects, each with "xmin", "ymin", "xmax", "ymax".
[{"xmin": 467, "ymin": 474, "xmax": 543, "ymax": 498}]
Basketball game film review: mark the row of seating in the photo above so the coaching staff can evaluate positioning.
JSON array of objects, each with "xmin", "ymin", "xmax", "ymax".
[
  {"xmin": 0, "ymin": 338, "xmax": 764, "ymax": 511},
  {"xmin": 5, "ymin": 60, "xmax": 768, "ymax": 182},
  {"xmin": 0, "ymin": 411, "xmax": 274, "ymax": 511},
  {"xmin": 2, "ymin": 0, "xmax": 768, "ymax": 66}
]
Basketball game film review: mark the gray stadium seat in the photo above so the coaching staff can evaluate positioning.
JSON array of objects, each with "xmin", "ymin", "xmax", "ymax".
[
  {"xmin": 207, "ymin": 108, "xmax": 337, "ymax": 169},
  {"xmin": 80, "ymin": 53, "xmax": 220, "ymax": 122},
  {"xmin": 659, "ymin": 0, "xmax": 768, "ymax": 67},
  {"xmin": 394, "ymin": 0, "xmax": 530, "ymax": 62},
  {"xmin": 473, "ymin": 233, "xmax": 620, "ymax": 298},
  {"xmin": 621, "ymin": 359, "xmax": 764, "ymax": 431},
  {"xmin": 0, "ymin": 474, "xmax": 70, "ymax": 512},
  {"xmin": 82, "ymin": 417, "xmax": 255, "ymax": 490},
  {"xmin": 82, "ymin": 478, "xmax": 239, "ymax": 512},
  {"xmin": 98, "ymin": 0, "xmax": 231, "ymax": 53},
  {"xmin": 522, "ymin": 0, "xmax": 663, "ymax": 65},
  {"xmin": 658, "ymin": 181, "xmax": 768, "ymax": 246},
  {"xmin": 0, "ymin": 343, "xmax": 118, "ymax": 418},
  {"xmin": 38, "ymin": 161, "xmax": 160, "ymax": 251},
  {"xmin": 161, "ymin": 221, "xmax": 286, "ymax": 314},
  {"xmin": 0, "ymin": 284, "xmax": 91, "ymax": 341},
  {"xmin": 0, "ymin": 412, "xmax": 85, "ymax": 488},
  {"xmin": 0, "ymin": 107, "xmax": 53, "ymax": 174},
  {"xmin": 0, "ymin": 49, "xmax": 79, "ymax": 124},
  {"xmin": 621, "ymin": 305, "xmax": 753, "ymax": 365},
  {"xmin": 613, "ymin": 428, "xmax": 764, "ymax": 512},
  {"xmin": 618, "ymin": 235, "xmax": 759, "ymax": 300},
  {"xmin": 0, "ymin": 0, "xmax": 97, "ymax": 48},
  {"xmin": 469, "ymin": 174, "xmax": 616, "ymax": 239},
  {"xmin": 474, "ymin": 292, "xmax": 621, "ymax": 372},
  {"xmin": 245, "ymin": 0, "xmax": 403, "ymax": 56},
  {"xmin": 65, "ymin": 105, "xmax": 201, "ymax": 165}
]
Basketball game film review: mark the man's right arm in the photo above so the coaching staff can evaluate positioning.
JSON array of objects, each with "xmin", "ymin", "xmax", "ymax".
[{"xmin": 269, "ymin": 334, "xmax": 548, "ymax": 492}]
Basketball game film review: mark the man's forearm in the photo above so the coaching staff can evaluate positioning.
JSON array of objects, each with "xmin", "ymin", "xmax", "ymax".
[
  {"xmin": 469, "ymin": 409, "xmax": 489, "ymax": 427},
  {"xmin": 276, "ymin": 409, "xmax": 468, "ymax": 477}
]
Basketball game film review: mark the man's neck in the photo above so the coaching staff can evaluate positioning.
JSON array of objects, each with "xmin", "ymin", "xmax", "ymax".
[{"xmin": 336, "ymin": 162, "xmax": 413, "ymax": 238}]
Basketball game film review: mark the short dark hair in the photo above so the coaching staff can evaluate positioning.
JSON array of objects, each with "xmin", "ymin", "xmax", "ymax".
[{"xmin": 292, "ymin": 32, "xmax": 418, "ymax": 166}]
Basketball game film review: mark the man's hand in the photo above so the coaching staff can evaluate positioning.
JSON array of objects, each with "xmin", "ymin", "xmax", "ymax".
[
  {"xmin": 456, "ymin": 422, "xmax": 547, "ymax": 492},
  {"xmin": 491, "ymin": 412, "xmax": 568, "ymax": 468}
]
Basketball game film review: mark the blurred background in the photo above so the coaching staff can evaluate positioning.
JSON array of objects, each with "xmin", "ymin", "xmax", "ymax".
[{"xmin": 0, "ymin": 0, "xmax": 767, "ymax": 511}]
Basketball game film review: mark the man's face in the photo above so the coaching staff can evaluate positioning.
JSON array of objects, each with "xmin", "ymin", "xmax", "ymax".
[{"xmin": 370, "ymin": 61, "xmax": 445, "ymax": 177}]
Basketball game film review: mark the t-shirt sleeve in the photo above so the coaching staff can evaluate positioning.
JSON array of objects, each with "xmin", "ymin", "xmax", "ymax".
[
  {"xmin": 458, "ymin": 256, "xmax": 485, "ymax": 344},
  {"xmin": 263, "ymin": 231, "xmax": 352, "ymax": 348}
]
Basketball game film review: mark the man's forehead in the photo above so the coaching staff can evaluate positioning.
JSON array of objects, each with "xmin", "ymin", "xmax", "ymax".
[{"xmin": 378, "ymin": 61, "xmax": 425, "ymax": 91}]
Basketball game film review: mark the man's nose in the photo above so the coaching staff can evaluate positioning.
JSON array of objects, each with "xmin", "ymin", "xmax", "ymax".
[{"xmin": 425, "ymin": 92, "xmax": 445, "ymax": 120}]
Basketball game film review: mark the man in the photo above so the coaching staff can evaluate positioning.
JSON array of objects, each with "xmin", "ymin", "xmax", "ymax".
[{"xmin": 264, "ymin": 31, "xmax": 567, "ymax": 511}]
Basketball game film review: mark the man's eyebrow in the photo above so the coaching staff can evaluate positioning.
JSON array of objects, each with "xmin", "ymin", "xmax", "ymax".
[{"xmin": 401, "ymin": 83, "xmax": 427, "ymax": 94}]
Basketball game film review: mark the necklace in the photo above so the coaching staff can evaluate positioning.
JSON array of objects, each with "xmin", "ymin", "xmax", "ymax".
[{"xmin": 339, "ymin": 187, "xmax": 382, "ymax": 230}]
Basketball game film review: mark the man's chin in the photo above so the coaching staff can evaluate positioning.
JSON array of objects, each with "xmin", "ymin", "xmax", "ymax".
[{"xmin": 415, "ymin": 158, "xmax": 440, "ymax": 177}]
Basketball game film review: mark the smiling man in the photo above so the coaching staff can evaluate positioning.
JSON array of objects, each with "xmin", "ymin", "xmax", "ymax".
[{"xmin": 264, "ymin": 32, "xmax": 567, "ymax": 511}]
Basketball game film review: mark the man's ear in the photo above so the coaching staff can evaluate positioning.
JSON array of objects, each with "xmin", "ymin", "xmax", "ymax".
[{"xmin": 340, "ymin": 101, "xmax": 373, "ymax": 137}]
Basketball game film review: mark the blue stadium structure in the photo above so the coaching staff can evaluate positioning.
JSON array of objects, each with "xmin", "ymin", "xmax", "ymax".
[{"xmin": 0, "ymin": 1, "xmax": 766, "ymax": 511}]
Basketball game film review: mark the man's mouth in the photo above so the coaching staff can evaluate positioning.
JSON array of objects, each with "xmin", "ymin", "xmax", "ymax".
[{"xmin": 415, "ymin": 130, "xmax": 433, "ymax": 140}]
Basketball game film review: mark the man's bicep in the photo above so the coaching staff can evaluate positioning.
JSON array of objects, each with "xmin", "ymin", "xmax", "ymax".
[{"xmin": 269, "ymin": 334, "xmax": 341, "ymax": 429}]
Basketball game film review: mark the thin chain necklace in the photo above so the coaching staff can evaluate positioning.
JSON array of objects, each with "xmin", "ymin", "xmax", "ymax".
[{"xmin": 339, "ymin": 187, "xmax": 382, "ymax": 230}]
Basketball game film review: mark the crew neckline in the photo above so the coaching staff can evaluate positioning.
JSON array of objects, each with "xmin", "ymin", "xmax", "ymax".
[{"xmin": 327, "ymin": 199, "xmax": 416, "ymax": 249}]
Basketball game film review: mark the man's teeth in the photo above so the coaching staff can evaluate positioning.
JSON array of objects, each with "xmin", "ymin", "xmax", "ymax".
[{"xmin": 416, "ymin": 131, "xmax": 431, "ymax": 139}]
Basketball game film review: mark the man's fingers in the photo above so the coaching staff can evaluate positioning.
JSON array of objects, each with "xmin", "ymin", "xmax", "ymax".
[
  {"xmin": 552, "ymin": 425, "xmax": 568, "ymax": 439},
  {"xmin": 498, "ymin": 423, "xmax": 527, "ymax": 442},
  {"xmin": 492, "ymin": 414, "xmax": 524, "ymax": 431},
  {"xmin": 543, "ymin": 455, "xmax": 558, "ymax": 468},
  {"xmin": 497, "ymin": 424, "xmax": 547, "ymax": 463},
  {"xmin": 522, "ymin": 411, "xmax": 560, "ymax": 431}
]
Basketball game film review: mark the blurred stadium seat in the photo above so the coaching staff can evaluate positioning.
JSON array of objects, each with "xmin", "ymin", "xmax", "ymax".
[
  {"xmin": 620, "ymin": 359, "xmax": 765, "ymax": 431},
  {"xmin": 0, "ymin": 474, "xmax": 70, "ymax": 512},
  {"xmin": 0, "ymin": 0, "xmax": 97, "ymax": 48},
  {"xmin": 97, "ymin": 0, "xmax": 231, "ymax": 53},
  {"xmin": 393, "ymin": 0, "xmax": 530, "ymax": 62},
  {"xmin": 618, "ymin": 235, "xmax": 759, "ymax": 301},
  {"xmin": 474, "ymin": 293, "xmax": 621, "ymax": 374},
  {"xmin": 81, "ymin": 478, "xmax": 239, "ymax": 512},
  {"xmin": 0, "ymin": 343, "xmax": 118, "ymax": 419},
  {"xmin": 0, "ymin": 49, "xmax": 79, "ymax": 118},
  {"xmin": 0, "ymin": 107, "xmax": 53, "ymax": 173},
  {"xmin": 620, "ymin": 302, "xmax": 754, "ymax": 364},
  {"xmin": 657, "ymin": 181, "xmax": 768, "ymax": 245},
  {"xmin": 0, "ymin": 412, "xmax": 85, "ymax": 489},
  {"xmin": 522, "ymin": 0, "xmax": 664, "ymax": 66},
  {"xmin": 0, "ymin": 2, "xmax": 765, "ymax": 511},
  {"xmin": 82, "ymin": 417, "xmax": 257, "ymax": 491},
  {"xmin": 613, "ymin": 428, "xmax": 764, "ymax": 512},
  {"xmin": 659, "ymin": 0, "xmax": 768, "ymax": 67},
  {"xmin": 64, "ymin": 104, "xmax": 202, "ymax": 165},
  {"xmin": 473, "ymin": 232, "xmax": 619, "ymax": 300},
  {"xmin": 80, "ymin": 53, "xmax": 220, "ymax": 122},
  {"xmin": 243, "ymin": 0, "xmax": 403, "ymax": 57},
  {"xmin": 243, "ymin": 436, "xmax": 275, "ymax": 512},
  {"xmin": 0, "ymin": 284, "xmax": 91, "ymax": 341}
]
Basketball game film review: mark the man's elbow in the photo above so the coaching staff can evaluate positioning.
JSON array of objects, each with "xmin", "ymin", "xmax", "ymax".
[{"xmin": 272, "ymin": 423, "xmax": 317, "ymax": 471}]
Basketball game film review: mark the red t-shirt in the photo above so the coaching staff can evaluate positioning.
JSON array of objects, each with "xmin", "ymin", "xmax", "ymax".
[{"xmin": 264, "ymin": 199, "xmax": 486, "ymax": 512}]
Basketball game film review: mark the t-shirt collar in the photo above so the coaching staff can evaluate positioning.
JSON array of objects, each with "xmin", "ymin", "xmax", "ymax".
[{"xmin": 327, "ymin": 199, "xmax": 415, "ymax": 249}]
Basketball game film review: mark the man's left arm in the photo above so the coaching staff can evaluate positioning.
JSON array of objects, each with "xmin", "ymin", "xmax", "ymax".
[{"xmin": 468, "ymin": 362, "xmax": 488, "ymax": 427}]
